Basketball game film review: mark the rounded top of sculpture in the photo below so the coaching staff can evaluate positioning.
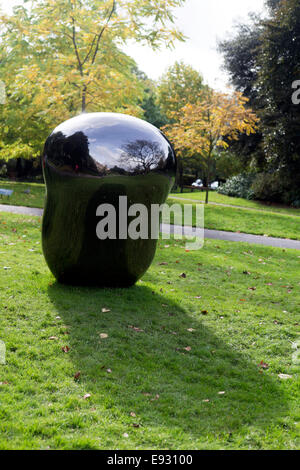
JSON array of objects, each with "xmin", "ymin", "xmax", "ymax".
[{"xmin": 44, "ymin": 112, "xmax": 176, "ymax": 178}]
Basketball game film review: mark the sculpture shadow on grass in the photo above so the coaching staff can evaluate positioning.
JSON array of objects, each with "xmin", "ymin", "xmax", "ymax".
[{"xmin": 47, "ymin": 282, "xmax": 287, "ymax": 445}]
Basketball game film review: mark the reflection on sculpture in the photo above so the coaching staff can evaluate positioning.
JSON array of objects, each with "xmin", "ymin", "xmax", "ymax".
[{"xmin": 42, "ymin": 112, "xmax": 176, "ymax": 287}]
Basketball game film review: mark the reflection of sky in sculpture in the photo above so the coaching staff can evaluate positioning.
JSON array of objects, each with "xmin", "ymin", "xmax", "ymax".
[{"xmin": 47, "ymin": 113, "xmax": 174, "ymax": 176}]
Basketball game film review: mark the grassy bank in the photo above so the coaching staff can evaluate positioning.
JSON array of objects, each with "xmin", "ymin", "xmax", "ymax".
[
  {"xmin": 0, "ymin": 180, "xmax": 45, "ymax": 209},
  {"xmin": 170, "ymin": 190, "xmax": 300, "ymax": 216},
  {"xmin": 0, "ymin": 212, "xmax": 299, "ymax": 449},
  {"xmin": 168, "ymin": 199, "xmax": 300, "ymax": 241}
]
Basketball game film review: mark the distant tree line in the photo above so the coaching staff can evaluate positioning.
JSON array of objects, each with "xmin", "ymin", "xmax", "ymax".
[
  {"xmin": 3, "ymin": 0, "xmax": 299, "ymax": 208},
  {"xmin": 219, "ymin": 0, "xmax": 300, "ymax": 206}
]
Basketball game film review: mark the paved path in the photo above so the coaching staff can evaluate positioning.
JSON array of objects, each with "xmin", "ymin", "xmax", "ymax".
[
  {"xmin": 160, "ymin": 223, "xmax": 300, "ymax": 250},
  {"xmin": 0, "ymin": 204, "xmax": 43, "ymax": 217},
  {"xmin": 1, "ymin": 204, "xmax": 300, "ymax": 250}
]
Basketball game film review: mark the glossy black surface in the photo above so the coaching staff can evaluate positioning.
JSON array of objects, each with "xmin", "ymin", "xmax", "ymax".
[{"xmin": 42, "ymin": 112, "xmax": 176, "ymax": 287}]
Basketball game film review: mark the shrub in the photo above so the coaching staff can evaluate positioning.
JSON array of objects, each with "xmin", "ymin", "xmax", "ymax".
[
  {"xmin": 218, "ymin": 174, "xmax": 255, "ymax": 200},
  {"xmin": 251, "ymin": 172, "xmax": 295, "ymax": 203},
  {"xmin": 0, "ymin": 164, "xmax": 7, "ymax": 177}
]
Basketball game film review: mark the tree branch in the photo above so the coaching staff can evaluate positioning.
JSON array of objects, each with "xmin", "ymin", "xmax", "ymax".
[
  {"xmin": 90, "ymin": 0, "xmax": 116, "ymax": 66},
  {"xmin": 71, "ymin": 16, "xmax": 83, "ymax": 76}
]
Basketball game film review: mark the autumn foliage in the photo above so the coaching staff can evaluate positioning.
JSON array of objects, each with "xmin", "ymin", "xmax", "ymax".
[{"xmin": 164, "ymin": 89, "xmax": 258, "ymax": 202}]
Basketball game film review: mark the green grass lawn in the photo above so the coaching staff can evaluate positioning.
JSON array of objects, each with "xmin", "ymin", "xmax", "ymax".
[
  {"xmin": 168, "ymin": 199, "xmax": 300, "ymax": 241},
  {"xmin": 170, "ymin": 190, "xmax": 300, "ymax": 216},
  {"xmin": 0, "ymin": 212, "xmax": 299, "ymax": 449},
  {"xmin": 0, "ymin": 180, "xmax": 45, "ymax": 209}
]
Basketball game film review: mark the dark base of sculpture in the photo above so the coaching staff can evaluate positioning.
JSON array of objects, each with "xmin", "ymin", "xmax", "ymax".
[{"xmin": 42, "ymin": 170, "xmax": 171, "ymax": 287}]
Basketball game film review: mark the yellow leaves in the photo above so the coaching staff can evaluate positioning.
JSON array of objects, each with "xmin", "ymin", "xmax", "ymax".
[{"xmin": 165, "ymin": 89, "xmax": 258, "ymax": 162}]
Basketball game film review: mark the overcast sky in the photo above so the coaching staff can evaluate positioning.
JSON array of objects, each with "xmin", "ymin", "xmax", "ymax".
[{"xmin": 1, "ymin": 0, "xmax": 266, "ymax": 89}]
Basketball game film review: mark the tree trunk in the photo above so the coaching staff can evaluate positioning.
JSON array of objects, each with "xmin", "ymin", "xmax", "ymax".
[
  {"xmin": 205, "ymin": 187, "xmax": 209, "ymax": 204},
  {"xmin": 82, "ymin": 86, "xmax": 87, "ymax": 112},
  {"xmin": 179, "ymin": 160, "xmax": 184, "ymax": 193},
  {"xmin": 205, "ymin": 166, "xmax": 210, "ymax": 204}
]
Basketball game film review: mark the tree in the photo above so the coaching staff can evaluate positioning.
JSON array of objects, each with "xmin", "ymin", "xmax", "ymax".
[
  {"xmin": 219, "ymin": 0, "xmax": 300, "ymax": 205},
  {"xmin": 256, "ymin": 0, "xmax": 300, "ymax": 203},
  {"xmin": 157, "ymin": 61, "xmax": 205, "ymax": 118},
  {"xmin": 157, "ymin": 61, "xmax": 206, "ymax": 186},
  {"xmin": 132, "ymin": 66, "xmax": 168, "ymax": 129},
  {"xmin": 218, "ymin": 15, "xmax": 265, "ymax": 171},
  {"xmin": 164, "ymin": 89, "xmax": 258, "ymax": 203},
  {"xmin": 0, "ymin": 0, "xmax": 186, "ymax": 160}
]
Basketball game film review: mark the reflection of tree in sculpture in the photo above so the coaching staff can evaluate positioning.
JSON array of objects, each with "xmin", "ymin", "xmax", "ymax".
[
  {"xmin": 120, "ymin": 140, "xmax": 165, "ymax": 174},
  {"xmin": 45, "ymin": 131, "xmax": 108, "ymax": 175}
]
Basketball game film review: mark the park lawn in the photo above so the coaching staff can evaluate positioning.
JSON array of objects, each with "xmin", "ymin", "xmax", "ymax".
[
  {"xmin": 0, "ymin": 212, "xmax": 299, "ymax": 450},
  {"xmin": 170, "ymin": 190, "xmax": 300, "ymax": 216},
  {"xmin": 168, "ymin": 199, "xmax": 300, "ymax": 241},
  {"xmin": 0, "ymin": 180, "xmax": 45, "ymax": 209},
  {"xmin": 0, "ymin": 180, "xmax": 299, "ymax": 239},
  {"xmin": 1, "ymin": 180, "xmax": 300, "ymax": 219}
]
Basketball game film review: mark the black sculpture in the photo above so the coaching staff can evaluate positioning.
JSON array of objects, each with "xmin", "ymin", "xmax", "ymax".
[{"xmin": 42, "ymin": 112, "xmax": 176, "ymax": 287}]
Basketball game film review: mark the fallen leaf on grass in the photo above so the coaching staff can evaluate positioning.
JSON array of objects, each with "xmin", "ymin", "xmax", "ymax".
[
  {"xmin": 202, "ymin": 399, "xmax": 210, "ymax": 403},
  {"xmin": 278, "ymin": 374, "xmax": 292, "ymax": 380},
  {"xmin": 187, "ymin": 328, "xmax": 196, "ymax": 332},
  {"xmin": 83, "ymin": 393, "xmax": 91, "ymax": 399},
  {"xmin": 100, "ymin": 333, "xmax": 108, "ymax": 339},
  {"xmin": 49, "ymin": 336, "xmax": 58, "ymax": 341},
  {"xmin": 61, "ymin": 346, "xmax": 70, "ymax": 353},
  {"xmin": 150, "ymin": 394, "xmax": 160, "ymax": 402},
  {"xmin": 218, "ymin": 391, "xmax": 226, "ymax": 395},
  {"xmin": 159, "ymin": 262, "xmax": 168, "ymax": 266},
  {"xmin": 106, "ymin": 369, "xmax": 112, "ymax": 373},
  {"xmin": 102, "ymin": 308, "xmax": 111, "ymax": 313},
  {"xmin": 130, "ymin": 412, "xmax": 136, "ymax": 417},
  {"xmin": 132, "ymin": 423, "xmax": 140, "ymax": 428},
  {"xmin": 248, "ymin": 287, "xmax": 256, "ymax": 291},
  {"xmin": 74, "ymin": 372, "xmax": 81, "ymax": 381},
  {"xmin": 129, "ymin": 325, "xmax": 144, "ymax": 332},
  {"xmin": 183, "ymin": 346, "xmax": 191, "ymax": 352},
  {"xmin": 258, "ymin": 361, "xmax": 269, "ymax": 370}
]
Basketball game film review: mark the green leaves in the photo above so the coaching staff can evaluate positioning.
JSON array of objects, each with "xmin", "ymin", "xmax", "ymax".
[{"xmin": 0, "ymin": 0, "xmax": 186, "ymax": 160}]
